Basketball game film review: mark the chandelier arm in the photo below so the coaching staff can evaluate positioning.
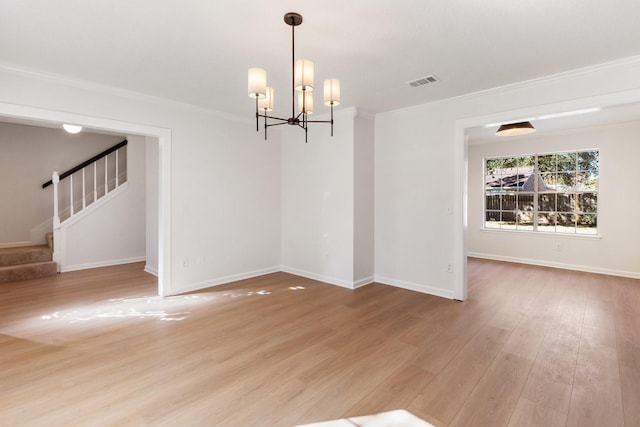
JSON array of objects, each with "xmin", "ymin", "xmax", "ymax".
[
  {"xmin": 265, "ymin": 122, "xmax": 289, "ymax": 127},
  {"xmin": 258, "ymin": 114, "xmax": 288, "ymax": 122}
]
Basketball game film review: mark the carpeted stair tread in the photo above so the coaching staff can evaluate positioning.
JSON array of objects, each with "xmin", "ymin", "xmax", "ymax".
[
  {"xmin": 0, "ymin": 261, "xmax": 57, "ymax": 283},
  {"xmin": 0, "ymin": 245, "xmax": 52, "ymax": 267}
]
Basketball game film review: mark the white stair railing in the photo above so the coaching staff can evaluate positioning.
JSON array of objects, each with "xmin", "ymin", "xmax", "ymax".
[{"xmin": 47, "ymin": 140, "xmax": 128, "ymax": 270}]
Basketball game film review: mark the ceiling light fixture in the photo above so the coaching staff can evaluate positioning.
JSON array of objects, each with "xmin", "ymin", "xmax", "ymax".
[
  {"xmin": 496, "ymin": 121, "xmax": 536, "ymax": 136},
  {"xmin": 248, "ymin": 12, "xmax": 340, "ymax": 143},
  {"xmin": 62, "ymin": 124, "xmax": 83, "ymax": 134}
]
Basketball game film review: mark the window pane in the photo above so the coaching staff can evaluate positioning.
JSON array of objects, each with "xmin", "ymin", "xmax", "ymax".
[
  {"xmin": 577, "ymin": 193, "xmax": 597, "ymax": 213},
  {"xmin": 517, "ymin": 193, "xmax": 534, "ymax": 211},
  {"xmin": 503, "ymin": 193, "xmax": 516, "ymax": 210},
  {"xmin": 557, "ymin": 152, "xmax": 577, "ymax": 172},
  {"xmin": 556, "ymin": 212, "xmax": 576, "ymax": 229},
  {"xmin": 538, "ymin": 193, "xmax": 556, "ymax": 211},
  {"xmin": 577, "ymin": 214, "xmax": 597, "ymax": 234},
  {"xmin": 486, "ymin": 211, "xmax": 501, "ymax": 222},
  {"xmin": 485, "ymin": 171, "xmax": 502, "ymax": 190},
  {"xmin": 541, "ymin": 173, "xmax": 558, "ymax": 190},
  {"xmin": 517, "ymin": 211, "xmax": 534, "ymax": 230},
  {"xmin": 556, "ymin": 172, "xmax": 575, "ymax": 191},
  {"xmin": 538, "ymin": 213, "xmax": 556, "ymax": 232},
  {"xmin": 538, "ymin": 154, "xmax": 556, "ymax": 173},
  {"xmin": 485, "ymin": 193, "xmax": 501, "ymax": 211},
  {"xmin": 578, "ymin": 151, "xmax": 599, "ymax": 171},
  {"xmin": 517, "ymin": 156, "xmax": 535, "ymax": 168},
  {"xmin": 557, "ymin": 193, "xmax": 574, "ymax": 212},
  {"xmin": 576, "ymin": 171, "xmax": 598, "ymax": 191}
]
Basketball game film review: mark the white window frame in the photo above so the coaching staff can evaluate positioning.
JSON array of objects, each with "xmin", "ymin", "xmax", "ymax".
[{"xmin": 484, "ymin": 149, "xmax": 599, "ymax": 235}]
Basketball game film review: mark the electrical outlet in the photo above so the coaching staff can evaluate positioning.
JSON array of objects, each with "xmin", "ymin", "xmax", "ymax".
[
  {"xmin": 554, "ymin": 243, "xmax": 562, "ymax": 252},
  {"xmin": 447, "ymin": 264, "xmax": 453, "ymax": 273}
]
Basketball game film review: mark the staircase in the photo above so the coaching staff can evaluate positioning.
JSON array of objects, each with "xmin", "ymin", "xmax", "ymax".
[{"xmin": 0, "ymin": 233, "xmax": 57, "ymax": 283}]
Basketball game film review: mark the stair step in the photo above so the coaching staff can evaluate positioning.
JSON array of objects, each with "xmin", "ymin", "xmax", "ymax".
[
  {"xmin": 0, "ymin": 245, "xmax": 53, "ymax": 267},
  {"xmin": 0, "ymin": 261, "xmax": 58, "ymax": 283}
]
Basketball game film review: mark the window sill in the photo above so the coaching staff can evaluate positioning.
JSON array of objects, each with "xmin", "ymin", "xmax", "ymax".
[{"xmin": 480, "ymin": 228, "xmax": 603, "ymax": 240}]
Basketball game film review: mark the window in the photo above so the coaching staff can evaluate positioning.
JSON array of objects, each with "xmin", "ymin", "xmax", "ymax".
[{"xmin": 484, "ymin": 150, "xmax": 599, "ymax": 234}]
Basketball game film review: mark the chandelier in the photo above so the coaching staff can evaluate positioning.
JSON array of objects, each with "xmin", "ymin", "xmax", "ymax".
[{"xmin": 248, "ymin": 12, "xmax": 340, "ymax": 142}]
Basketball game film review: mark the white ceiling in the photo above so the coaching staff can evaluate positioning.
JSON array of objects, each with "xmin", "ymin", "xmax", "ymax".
[{"xmin": 2, "ymin": 0, "xmax": 640, "ymax": 121}]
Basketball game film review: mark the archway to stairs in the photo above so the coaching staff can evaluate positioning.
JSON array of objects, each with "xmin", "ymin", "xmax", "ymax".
[{"xmin": 0, "ymin": 102, "xmax": 171, "ymax": 296}]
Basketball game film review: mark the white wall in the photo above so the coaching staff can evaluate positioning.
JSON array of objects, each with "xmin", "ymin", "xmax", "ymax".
[
  {"xmin": 281, "ymin": 108, "xmax": 356, "ymax": 287},
  {"xmin": 62, "ymin": 136, "xmax": 146, "ymax": 270},
  {"xmin": 280, "ymin": 108, "xmax": 375, "ymax": 288},
  {"xmin": 468, "ymin": 123, "xmax": 640, "ymax": 277},
  {"xmin": 354, "ymin": 115, "xmax": 375, "ymax": 285},
  {"xmin": 0, "ymin": 65, "xmax": 282, "ymax": 295},
  {"xmin": 0, "ymin": 122, "xmax": 122, "ymax": 245},
  {"xmin": 375, "ymin": 56, "xmax": 640, "ymax": 298}
]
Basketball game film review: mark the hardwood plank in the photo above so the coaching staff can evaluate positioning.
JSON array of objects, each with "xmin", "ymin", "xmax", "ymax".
[
  {"xmin": 566, "ymin": 342, "xmax": 624, "ymax": 427},
  {"xmin": 408, "ymin": 325, "xmax": 510, "ymax": 424},
  {"xmin": 520, "ymin": 274, "xmax": 586, "ymax": 414},
  {"xmin": 507, "ymin": 397, "xmax": 567, "ymax": 427},
  {"xmin": 347, "ymin": 364, "xmax": 435, "ymax": 417},
  {"xmin": 448, "ymin": 351, "xmax": 532, "ymax": 427}
]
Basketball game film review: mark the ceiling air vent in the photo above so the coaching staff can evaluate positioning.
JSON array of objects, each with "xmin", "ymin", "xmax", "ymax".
[{"xmin": 408, "ymin": 75, "xmax": 439, "ymax": 88}]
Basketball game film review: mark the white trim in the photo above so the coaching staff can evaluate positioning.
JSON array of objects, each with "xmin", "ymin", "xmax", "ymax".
[
  {"xmin": 144, "ymin": 265, "xmax": 159, "ymax": 277},
  {"xmin": 62, "ymin": 256, "xmax": 146, "ymax": 273},
  {"xmin": 0, "ymin": 241, "xmax": 34, "ymax": 248},
  {"xmin": 480, "ymin": 228, "xmax": 602, "ymax": 240},
  {"xmin": 353, "ymin": 276, "xmax": 375, "ymax": 288},
  {"xmin": 375, "ymin": 275, "xmax": 455, "ymax": 300},
  {"xmin": 280, "ymin": 266, "xmax": 356, "ymax": 289},
  {"xmin": 174, "ymin": 266, "xmax": 281, "ymax": 295},
  {"xmin": 453, "ymin": 124, "xmax": 468, "ymax": 300},
  {"xmin": 468, "ymin": 252, "xmax": 640, "ymax": 280}
]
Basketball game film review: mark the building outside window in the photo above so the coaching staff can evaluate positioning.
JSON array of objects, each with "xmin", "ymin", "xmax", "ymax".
[{"xmin": 484, "ymin": 150, "xmax": 599, "ymax": 234}]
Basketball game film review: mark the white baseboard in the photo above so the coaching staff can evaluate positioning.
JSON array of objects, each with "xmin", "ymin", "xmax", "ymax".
[
  {"xmin": 61, "ymin": 256, "xmax": 146, "ymax": 273},
  {"xmin": 0, "ymin": 241, "xmax": 35, "ymax": 248},
  {"xmin": 374, "ymin": 275, "xmax": 455, "ymax": 300},
  {"xmin": 174, "ymin": 266, "xmax": 281, "ymax": 295},
  {"xmin": 280, "ymin": 266, "xmax": 357, "ymax": 289},
  {"xmin": 467, "ymin": 252, "xmax": 640, "ymax": 280},
  {"xmin": 353, "ymin": 276, "xmax": 375, "ymax": 289},
  {"xmin": 144, "ymin": 265, "xmax": 159, "ymax": 277}
]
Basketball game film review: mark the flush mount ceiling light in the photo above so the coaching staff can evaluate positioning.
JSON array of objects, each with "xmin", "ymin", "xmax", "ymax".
[
  {"xmin": 496, "ymin": 121, "xmax": 536, "ymax": 137},
  {"xmin": 248, "ymin": 12, "xmax": 340, "ymax": 142},
  {"xmin": 62, "ymin": 124, "xmax": 83, "ymax": 134}
]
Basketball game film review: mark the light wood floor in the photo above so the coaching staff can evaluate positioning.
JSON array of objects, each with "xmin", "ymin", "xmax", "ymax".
[{"xmin": 1, "ymin": 259, "xmax": 638, "ymax": 426}]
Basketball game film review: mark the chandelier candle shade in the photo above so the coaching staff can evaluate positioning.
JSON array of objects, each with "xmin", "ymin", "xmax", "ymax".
[{"xmin": 247, "ymin": 12, "xmax": 340, "ymax": 142}]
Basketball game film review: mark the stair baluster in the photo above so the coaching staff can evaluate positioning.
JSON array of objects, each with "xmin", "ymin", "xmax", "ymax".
[{"xmin": 43, "ymin": 140, "xmax": 128, "ymax": 273}]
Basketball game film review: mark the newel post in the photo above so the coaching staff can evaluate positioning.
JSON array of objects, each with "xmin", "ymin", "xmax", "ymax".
[{"xmin": 52, "ymin": 171, "xmax": 60, "ymax": 228}]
